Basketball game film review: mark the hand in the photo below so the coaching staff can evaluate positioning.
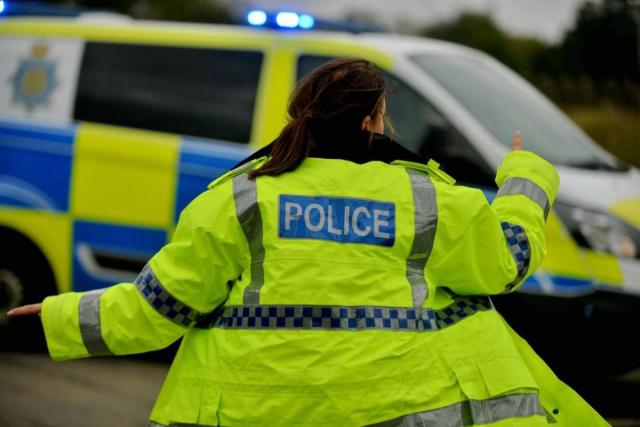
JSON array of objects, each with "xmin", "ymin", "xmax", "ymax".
[
  {"xmin": 7, "ymin": 303, "xmax": 42, "ymax": 317},
  {"xmin": 512, "ymin": 130, "xmax": 523, "ymax": 151}
]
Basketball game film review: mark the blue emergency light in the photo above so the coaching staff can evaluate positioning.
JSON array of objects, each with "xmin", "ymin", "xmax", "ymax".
[
  {"xmin": 0, "ymin": 1, "xmax": 6, "ymax": 14},
  {"xmin": 246, "ymin": 9, "xmax": 315, "ymax": 30},
  {"xmin": 246, "ymin": 10, "xmax": 267, "ymax": 26},
  {"xmin": 298, "ymin": 14, "xmax": 315, "ymax": 29}
]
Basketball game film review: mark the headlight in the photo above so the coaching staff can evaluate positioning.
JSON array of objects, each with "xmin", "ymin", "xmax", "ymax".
[{"xmin": 555, "ymin": 202, "xmax": 640, "ymax": 260}]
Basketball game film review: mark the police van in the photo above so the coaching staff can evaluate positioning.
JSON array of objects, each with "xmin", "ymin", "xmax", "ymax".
[{"xmin": 1, "ymin": 12, "xmax": 639, "ymax": 371}]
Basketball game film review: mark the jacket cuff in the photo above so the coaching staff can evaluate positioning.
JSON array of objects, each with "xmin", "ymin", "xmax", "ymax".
[
  {"xmin": 41, "ymin": 292, "xmax": 89, "ymax": 361},
  {"xmin": 495, "ymin": 151, "xmax": 560, "ymax": 206}
]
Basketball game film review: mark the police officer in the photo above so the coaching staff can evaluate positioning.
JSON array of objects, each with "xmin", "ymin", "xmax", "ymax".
[{"xmin": 9, "ymin": 59, "xmax": 608, "ymax": 426}]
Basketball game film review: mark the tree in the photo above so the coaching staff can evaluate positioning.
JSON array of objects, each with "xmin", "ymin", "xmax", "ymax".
[
  {"xmin": 561, "ymin": 0, "xmax": 639, "ymax": 84},
  {"xmin": 422, "ymin": 13, "xmax": 516, "ymax": 70}
]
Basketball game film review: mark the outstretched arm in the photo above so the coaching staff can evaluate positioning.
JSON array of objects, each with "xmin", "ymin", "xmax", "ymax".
[{"xmin": 426, "ymin": 131, "xmax": 559, "ymax": 295}]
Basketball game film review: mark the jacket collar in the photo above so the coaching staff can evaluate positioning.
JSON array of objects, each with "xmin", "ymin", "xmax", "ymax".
[{"xmin": 234, "ymin": 129, "xmax": 426, "ymax": 169}]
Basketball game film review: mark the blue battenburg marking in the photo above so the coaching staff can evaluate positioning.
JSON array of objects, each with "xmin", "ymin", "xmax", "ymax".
[
  {"xmin": 0, "ymin": 121, "xmax": 75, "ymax": 212},
  {"xmin": 73, "ymin": 221, "xmax": 167, "ymax": 291},
  {"xmin": 279, "ymin": 195, "xmax": 395, "ymax": 247}
]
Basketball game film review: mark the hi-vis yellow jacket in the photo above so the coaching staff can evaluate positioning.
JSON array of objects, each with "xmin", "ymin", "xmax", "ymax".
[{"xmin": 41, "ymin": 150, "xmax": 607, "ymax": 426}]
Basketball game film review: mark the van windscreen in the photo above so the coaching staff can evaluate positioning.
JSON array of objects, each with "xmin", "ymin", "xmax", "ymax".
[{"xmin": 411, "ymin": 53, "xmax": 622, "ymax": 170}]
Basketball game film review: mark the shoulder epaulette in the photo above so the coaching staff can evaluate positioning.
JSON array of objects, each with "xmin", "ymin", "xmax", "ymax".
[
  {"xmin": 207, "ymin": 156, "xmax": 267, "ymax": 189},
  {"xmin": 391, "ymin": 159, "xmax": 456, "ymax": 185}
]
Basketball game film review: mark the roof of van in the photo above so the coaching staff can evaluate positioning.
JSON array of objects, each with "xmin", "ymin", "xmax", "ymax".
[{"xmin": 0, "ymin": 16, "xmax": 476, "ymax": 58}]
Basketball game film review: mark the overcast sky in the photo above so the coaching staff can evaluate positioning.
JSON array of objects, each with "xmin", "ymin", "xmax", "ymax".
[{"xmin": 229, "ymin": 0, "xmax": 592, "ymax": 42}]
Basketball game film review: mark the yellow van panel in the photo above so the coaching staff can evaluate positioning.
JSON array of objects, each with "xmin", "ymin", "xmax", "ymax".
[
  {"xmin": 540, "ymin": 211, "xmax": 591, "ymax": 280},
  {"xmin": 71, "ymin": 123, "xmax": 179, "ymax": 228},
  {"xmin": 0, "ymin": 18, "xmax": 273, "ymax": 50},
  {"xmin": 0, "ymin": 208, "xmax": 72, "ymax": 293},
  {"xmin": 251, "ymin": 48, "xmax": 296, "ymax": 147},
  {"xmin": 583, "ymin": 251, "xmax": 624, "ymax": 287},
  {"xmin": 610, "ymin": 197, "xmax": 640, "ymax": 229}
]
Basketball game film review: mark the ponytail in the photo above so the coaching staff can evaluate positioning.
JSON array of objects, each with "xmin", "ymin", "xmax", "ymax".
[{"xmin": 248, "ymin": 116, "xmax": 315, "ymax": 179}]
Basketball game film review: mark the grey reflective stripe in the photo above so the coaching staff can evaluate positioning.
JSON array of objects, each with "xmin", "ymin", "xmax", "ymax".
[
  {"xmin": 368, "ymin": 393, "xmax": 544, "ymax": 427},
  {"xmin": 78, "ymin": 289, "xmax": 112, "ymax": 356},
  {"xmin": 135, "ymin": 264, "xmax": 205, "ymax": 328},
  {"xmin": 232, "ymin": 172, "xmax": 265, "ymax": 305},
  {"xmin": 406, "ymin": 169, "xmax": 437, "ymax": 307},
  {"xmin": 202, "ymin": 296, "xmax": 492, "ymax": 331},
  {"xmin": 496, "ymin": 177, "xmax": 550, "ymax": 220}
]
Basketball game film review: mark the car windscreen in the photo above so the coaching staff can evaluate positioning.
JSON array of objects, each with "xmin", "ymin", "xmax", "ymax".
[{"xmin": 411, "ymin": 53, "xmax": 622, "ymax": 170}]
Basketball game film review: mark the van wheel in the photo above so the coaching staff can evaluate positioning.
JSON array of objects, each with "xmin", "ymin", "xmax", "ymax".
[{"xmin": 0, "ymin": 228, "xmax": 57, "ymax": 352}]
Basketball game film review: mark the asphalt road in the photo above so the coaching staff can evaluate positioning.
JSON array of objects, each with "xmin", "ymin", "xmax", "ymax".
[
  {"xmin": 1, "ymin": 352, "xmax": 639, "ymax": 426},
  {"xmin": 0, "ymin": 352, "xmax": 167, "ymax": 427}
]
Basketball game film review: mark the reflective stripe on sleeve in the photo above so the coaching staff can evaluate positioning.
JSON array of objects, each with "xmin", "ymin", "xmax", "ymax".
[
  {"xmin": 501, "ymin": 222, "xmax": 531, "ymax": 291},
  {"xmin": 232, "ymin": 172, "xmax": 265, "ymax": 305},
  {"xmin": 496, "ymin": 177, "xmax": 550, "ymax": 220},
  {"xmin": 367, "ymin": 393, "xmax": 545, "ymax": 426},
  {"xmin": 78, "ymin": 289, "xmax": 112, "ymax": 356},
  {"xmin": 406, "ymin": 169, "xmax": 437, "ymax": 308},
  {"xmin": 134, "ymin": 264, "xmax": 204, "ymax": 328},
  {"xmin": 201, "ymin": 296, "xmax": 492, "ymax": 331}
]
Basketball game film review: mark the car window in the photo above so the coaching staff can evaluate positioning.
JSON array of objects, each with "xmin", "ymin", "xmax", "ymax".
[
  {"xmin": 74, "ymin": 42, "xmax": 263, "ymax": 144},
  {"xmin": 297, "ymin": 55, "xmax": 493, "ymax": 185}
]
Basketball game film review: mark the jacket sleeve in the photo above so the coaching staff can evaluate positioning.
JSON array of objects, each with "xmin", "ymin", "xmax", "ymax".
[
  {"xmin": 41, "ymin": 182, "xmax": 247, "ymax": 361},
  {"xmin": 425, "ymin": 150, "xmax": 559, "ymax": 295}
]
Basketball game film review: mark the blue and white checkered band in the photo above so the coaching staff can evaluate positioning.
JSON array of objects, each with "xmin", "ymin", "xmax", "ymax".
[
  {"xmin": 196, "ymin": 296, "xmax": 493, "ymax": 331},
  {"xmin": 134, "ymin": 264, "xmax": 204, "ymax": 328},
  {"xmin": 501, "ymin": 222, "xmax": 531, "ymax": 291}
]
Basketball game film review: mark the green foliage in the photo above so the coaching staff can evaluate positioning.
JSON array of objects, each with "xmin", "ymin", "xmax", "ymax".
[
  {"xmin": 566, "ymin": 105, "xmax": 640, "ymax": 167},
  {"xmin": 423, "ymin": 13, "xmax": 516, "ymax": 69},
  {"xmin": 561, "ymin": 0, "xmax": 638, "ymax": 84}
]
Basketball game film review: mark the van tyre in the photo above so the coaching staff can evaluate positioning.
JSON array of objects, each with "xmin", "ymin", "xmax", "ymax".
[{"xmin": 0, "ymin": 228, "xmax": 57, "ymax": 352}]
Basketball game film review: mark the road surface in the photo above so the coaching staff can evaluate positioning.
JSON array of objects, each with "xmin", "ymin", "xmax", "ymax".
[{"xmin": 1, "ymin": 352, "xmax": 639, "ymax": 426}]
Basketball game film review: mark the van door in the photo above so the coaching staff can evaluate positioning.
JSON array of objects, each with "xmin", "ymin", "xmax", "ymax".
[{"xmin": 70, "ymin": 42, "xmax": 262, "ymax": 291}]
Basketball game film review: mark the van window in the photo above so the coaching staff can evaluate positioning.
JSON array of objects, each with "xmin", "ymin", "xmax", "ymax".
[
  {"xmin": 297, "ymin": 55, "xmax": 493, "ymax": 185},
  {"xmin": 74, "ymin": 43, "xmax": 263, "ymax": 144}
]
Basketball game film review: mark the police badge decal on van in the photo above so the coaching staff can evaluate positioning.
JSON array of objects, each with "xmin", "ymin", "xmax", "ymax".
[
  {"xmin": 11, "ymin": 42, "xmax": 58, "ymax": 111},
  {"xmin": 279, "ymin": 195, "xmax": 395, "ymax": 246}
]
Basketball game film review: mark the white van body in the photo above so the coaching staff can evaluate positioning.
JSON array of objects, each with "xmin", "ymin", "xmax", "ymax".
[{"xmin": 0, "ymin": 17, "xmax": 638, "ymax": 372}]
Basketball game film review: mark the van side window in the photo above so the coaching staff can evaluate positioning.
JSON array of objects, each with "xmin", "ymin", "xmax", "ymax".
[
  {"xmin": 74, "ymin": 43, "xmax": 263, "ymax": 144},
  {"xmin": 297, "ymin": 55, "xmax": 493, "ymax": 186}
]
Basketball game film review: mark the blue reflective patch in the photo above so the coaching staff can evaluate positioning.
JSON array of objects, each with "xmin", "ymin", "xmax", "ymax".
[{"xmin": 279, "ymin": 195, "xmax": 395, "ymax": 246}]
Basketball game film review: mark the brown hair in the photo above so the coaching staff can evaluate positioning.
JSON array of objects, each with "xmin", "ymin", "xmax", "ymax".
[{"xmin": 249, "ymin": 58, "xmax": 388, "ymax": 179}]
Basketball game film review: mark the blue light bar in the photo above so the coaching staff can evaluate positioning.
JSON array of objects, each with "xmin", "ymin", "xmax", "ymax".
[
  {"xmin": 0, "ymin": 1, "xmax": 6, "ymax": 14},
  {"xmin": 298, "ymin": 14, "xmax": 315, "ymax": 29},
  {"xmin": 276, "ymin": 11, "xmax": 299, "ymax": 28},
  {"xmin": 247, "ymin": 9, "xmax": 267, "ymax": 26}
]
